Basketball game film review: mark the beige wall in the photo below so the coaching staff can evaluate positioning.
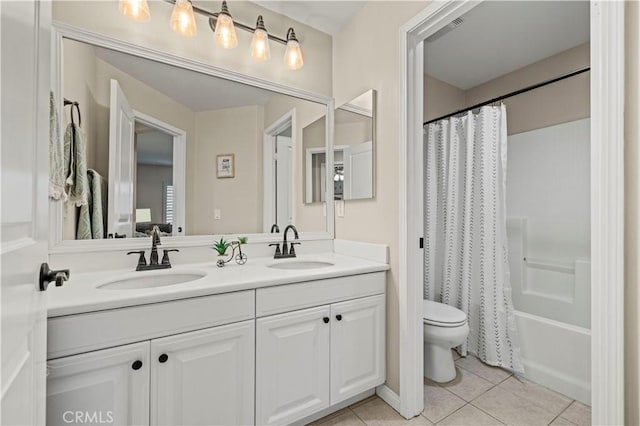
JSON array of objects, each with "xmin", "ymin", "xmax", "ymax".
[
  {"xmin": 466, "ymin": 43, "xmax": 590, "ymax": 135},
  {"xmin": 333, "ymin": 1, "xmax": 430, "ymax": 394},
  {"xmin": 53, "ymin": 0, "xmax": 333, "ymax": 97},
  {"xmin": 425, "ymin": 43, "xmax": 590, "ymax": 136},
  {"xmin": 62, "ymin": 40, "xmax": 101, "ymax": 239},
  {"xmin": 625, "ymin": 1, "xmax": 640, "ymax": 424},
  {"xmin": 192, "ymin": 105, "xmax": 263, "ymax": 235},
  {"xmin": 423, "ymin": 75, "xmax": 466, "ymax": 123}
]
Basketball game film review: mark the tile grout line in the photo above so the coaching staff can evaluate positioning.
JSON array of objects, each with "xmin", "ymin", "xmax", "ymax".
[{"xmin": 349, "ymin": 406, "xmax": 368, "ymax": 425}]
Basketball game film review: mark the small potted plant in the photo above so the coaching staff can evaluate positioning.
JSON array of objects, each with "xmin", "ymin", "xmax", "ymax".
[
  {"xmin": 213, "ymin": 237, "xmax": 230, "ymax": 256},
  {"xmin": 238, "ymin": 236, "xmax": 248, "ymax": 245}
]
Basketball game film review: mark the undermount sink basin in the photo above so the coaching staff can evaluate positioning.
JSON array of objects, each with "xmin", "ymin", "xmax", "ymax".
[
  {"xmin": 97, "ymin": 271, "xmax": 206, "ymax": 290},
  {"xmin": 268, "ymin": 261, "xmax": 334, "ymax": 270}
]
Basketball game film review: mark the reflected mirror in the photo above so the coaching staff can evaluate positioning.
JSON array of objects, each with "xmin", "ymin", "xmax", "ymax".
[
  {"xmin": 303, "ymin": 89, "xmax": 376, "ymax": 203},
  {"xmin": 57, "ymin": 38, "xmax": 329, "ymax": 240}
]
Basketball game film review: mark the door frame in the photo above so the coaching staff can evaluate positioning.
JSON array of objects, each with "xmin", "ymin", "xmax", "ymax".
[
  {"xmin": 398, "ymin": 1, "xmax": 625, "ymax": 423},
  {"xmin": 133, "ymin": 110, "xmax": 187, "ymax": 237},
  {"xmin": 263, "ymin": 109, "xmax": 296, "ymax": 232}
]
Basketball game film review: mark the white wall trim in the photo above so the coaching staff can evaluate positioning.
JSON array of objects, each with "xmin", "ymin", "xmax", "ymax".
[
  {"xmin": 263, "ymin": 109, "xmax": 296, "ymax": 232},
  {"xmin": 590, "ymin": 1, "xmax": 625, "ymax": 423},
  {"xmin": 398, "ymin": 1, "xmax": 481, "ymax": 418},
  {"xmin": 399, "ymin": 0, "xmax": 625, "ymax": 423},
  {"xmin": 49, "ymin": 22, "xmax": 336, "ymax": 251},
  {"xmin": 376, "ymin": 385, "xmax": 401, "ymax": 413}
]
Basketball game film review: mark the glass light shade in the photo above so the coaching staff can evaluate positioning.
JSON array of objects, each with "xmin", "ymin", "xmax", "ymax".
[
  {"xmin": 251, "ymin": 28, "xmax": 271, "ymax": 62},
  {"xmin": 214, "ymin": 14, "xmax": 238, "ymax": 49},
  {"xmin": 284, "ymin": 39, "xmax": 304, "ymax": 70},
  {"xmin": 119, "ymin": 0, "xmax": 150, "ymax": 21},
  {"xmin": 170, "ymin": 0, "xmax": 197, "ymax": 37}
]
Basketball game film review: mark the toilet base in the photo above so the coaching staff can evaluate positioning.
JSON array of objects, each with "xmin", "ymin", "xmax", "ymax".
[{"xmin": 424, "ymin": 343, "xmax": 457, "ymax": 383}]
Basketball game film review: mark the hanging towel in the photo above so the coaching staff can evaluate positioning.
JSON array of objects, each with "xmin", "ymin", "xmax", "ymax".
[
  {"xmin": 64, "ymin": 104, "xmax": 89, "ymax": 207},
  {"xmin": 77, "ymin": 169, "xmax": 107, "ymax": 239},
  {"xmin": 49, "ymin": 92, "xmax": 67, "ymax": 201}
]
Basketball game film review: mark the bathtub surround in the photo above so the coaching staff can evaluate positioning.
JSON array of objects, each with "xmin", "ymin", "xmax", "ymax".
[{"xmin": 424, "ymin": 104, "xmax": 522, "ymax": 374}]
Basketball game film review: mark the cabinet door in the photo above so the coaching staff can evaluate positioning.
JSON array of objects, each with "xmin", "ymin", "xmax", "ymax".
[
  {"xmin": 150, "ymin": 320, "xmax": 254, "ymax": 426},
  {"xmin": 256, "ymin": 306, "xmax": 331, "ymax": 425},
  {"xmin": 46, "ymin": 342, "xmax": 150, "ymax": 426},
  {"xmin": 330, "ymin": 294, "xmax": 385, "ymax": 404}
]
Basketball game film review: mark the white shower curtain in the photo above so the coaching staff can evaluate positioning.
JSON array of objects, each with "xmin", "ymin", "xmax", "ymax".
[{"xmin": 424, "ymin": 104, "xmax": 523, "ymax": 374}]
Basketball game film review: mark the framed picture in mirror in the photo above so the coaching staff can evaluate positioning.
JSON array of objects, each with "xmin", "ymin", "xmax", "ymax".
[{"xmin": 217, "ymin": 154, "xmax": 235, "ymax": 179}]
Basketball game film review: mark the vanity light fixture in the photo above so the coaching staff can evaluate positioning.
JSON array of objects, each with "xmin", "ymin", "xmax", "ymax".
[
  {"xmin": 118, "ymin": 0, "xmax": 304, "ymax": 70},
  {"xmin": 170, "ymin": 0, "xmax": 197, "ymax": 37},
  {"xmin": 250, "ymin": 16, "xmax": 270, "ymax": 62},
  {"xmin": 118, "ymin": 0, "xmax": 150, "ymax": 22},
  {"xmin": 284, "ymin": 28, "xmax": 304, "ymax": 70},
  {"xmin": 214, "ymin": 1, "xmax": 238, "ymax": 49}
]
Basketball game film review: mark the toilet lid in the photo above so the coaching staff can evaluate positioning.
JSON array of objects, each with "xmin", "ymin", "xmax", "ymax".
[{"xmin": 423, "ymin": 299, "xmax": 467, "ymax": 327}]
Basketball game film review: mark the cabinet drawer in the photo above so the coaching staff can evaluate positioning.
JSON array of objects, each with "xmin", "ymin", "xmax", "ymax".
[
  {"xmin": 48, "ymin": 290, "xmax": 255, "ymax": 359},
  {"xmin": 256, "ymin": 272, "xmax": 385, "ymax": 317}
]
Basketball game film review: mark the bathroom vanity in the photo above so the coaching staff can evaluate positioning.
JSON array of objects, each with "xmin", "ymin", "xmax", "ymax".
[{"xmin": 45, "ymin": 254, "xmax": 387, "ymax": 425}]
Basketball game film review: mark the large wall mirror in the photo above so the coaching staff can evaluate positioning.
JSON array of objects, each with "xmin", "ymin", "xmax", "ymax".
[
  {"xmin": 303, "ymin": 89, "xmax": 376, "ymax": 203},
  {"xmin": 53, "ymin": 36, "xmax": 332, "ymax": 244}
]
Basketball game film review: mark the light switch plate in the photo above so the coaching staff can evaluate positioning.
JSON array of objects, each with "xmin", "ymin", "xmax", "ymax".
[
  {"xmin": 214, "ymin": 209, "xmax": 221, "ymax": 220},
  {"xmin": 336, "ymin": 200, "xmax": 345, "ymax": 217}
]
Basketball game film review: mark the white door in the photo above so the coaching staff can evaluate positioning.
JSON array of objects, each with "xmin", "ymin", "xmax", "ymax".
[
  {"xmin": 330, "ymin": 294, "xmax": 385, "ymax": 404},
  {"xmin": 107, "ymin": 79, "xmax": 135, "ymax": 238},
  {"xmin": 151, "ymin": 321, "xmax": 254, "ymax": 426},
  {"xmin": 1, "ymin": 1, "xmax": 50, "ymax": 424},
  {"xmin": 275, "ymin": 135, "xmax": 293, "ymax": 227},
  {"xmin": 343, "ymin": 141, "xmax": 373, "ymax": 200},
  {"xmin": 46, "ymin": 342, "xmax": 150, "ymax": 426},
  {"xmin": 256, "ymin": 306, "xmax": 331, "ymax": 425}
]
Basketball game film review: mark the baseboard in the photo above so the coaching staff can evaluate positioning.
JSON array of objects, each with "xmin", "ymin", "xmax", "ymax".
[{"xmin": 376, "ymin": 384, "xmax": 401, "ymax": 413}]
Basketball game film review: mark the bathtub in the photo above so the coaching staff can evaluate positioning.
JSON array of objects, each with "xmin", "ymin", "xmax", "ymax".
[{"xmin": 508, "ymin": 217, "xmax": 591, "ymax": 404}]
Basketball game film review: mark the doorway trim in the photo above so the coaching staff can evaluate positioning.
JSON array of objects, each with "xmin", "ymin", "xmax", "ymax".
[
  {"xmin": 133, "ymin": 110, "xmax": 187, "ymax": 237},
  {"xmin": 398, "ymin": 1, "xmax": 625, "ymax": 424},
  {"xmin": 263, "ymin": 109, "xmax": 296, "ymax": 232}
]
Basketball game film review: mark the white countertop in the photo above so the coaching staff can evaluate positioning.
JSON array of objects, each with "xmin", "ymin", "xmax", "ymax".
[{"xmin": 47, "ymin": 253, "xmax": 389, "ymax": 317}]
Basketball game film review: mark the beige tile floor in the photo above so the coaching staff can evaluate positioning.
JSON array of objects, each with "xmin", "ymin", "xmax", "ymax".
[{"xmin": 311, "ymin": 352, "xmax": 591, "ymax": 426}]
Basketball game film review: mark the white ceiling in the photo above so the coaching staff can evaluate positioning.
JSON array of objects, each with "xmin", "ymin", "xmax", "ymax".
[
  {"xmin": 250, "ymin": 1, "xmax": 366, "ymax": 35},
  {"xmin": 94, "ymin": 46, "xmax": 274, "ymax": 112},
  {"xmin": 424, "ymin": 1, "xmax": 590, "ymax": 90}
]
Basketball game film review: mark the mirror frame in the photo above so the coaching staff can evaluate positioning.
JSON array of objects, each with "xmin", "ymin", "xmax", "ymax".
[{"xmin": 49, "ymin": 22, "xmax": 335, "ymax": 254}]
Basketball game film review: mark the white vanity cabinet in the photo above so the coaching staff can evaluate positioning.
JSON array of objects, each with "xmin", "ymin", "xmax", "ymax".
[
  {"xmin": 330, "ymin": 294, "xmax": 385, "ymax": 404},
  {"xmin": 47, "ymin": 271, "xmax": 387, "ymax": 426},
  {"xmin": 255, "ymin": 306, "xmax": 332, "ymax": 425},
  {"xmin": 46, "ymin": 342, "xmax": 150, "ymax": 426},
  {"xmin": 255, "ymin": 273, "xmax": 386, "ymax": 425},
  {"xmin": 151, "ymin": 320, "xmax": 255, "ymax": 426},
  {"xmin": 47, "ymin": 291, "xmax": 256, "ymax": 426}
]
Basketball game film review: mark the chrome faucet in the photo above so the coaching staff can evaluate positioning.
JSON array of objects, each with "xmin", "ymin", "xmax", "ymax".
[
  {"xmin": 127, "ymin": 226, "xmax": 179, "ymax": 271},
  {"xmin": 270, "ymin": 224, "xmax": 300, "ymax": 259}
]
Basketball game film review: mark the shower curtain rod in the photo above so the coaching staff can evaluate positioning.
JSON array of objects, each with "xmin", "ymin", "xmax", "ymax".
[{"xmin": 423, "ymin": 66, "xmax": 591, "ymax": 126}]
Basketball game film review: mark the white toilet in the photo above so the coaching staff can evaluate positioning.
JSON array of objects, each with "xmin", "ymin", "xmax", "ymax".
[{"xmin": 423, "ymin": 299, "xmax": 469, "ymax": 383}]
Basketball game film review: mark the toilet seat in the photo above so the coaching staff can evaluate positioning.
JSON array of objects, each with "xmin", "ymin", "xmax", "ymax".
[{"xmin": 423, "ymin": 299, "xmax": 467, "ymax": 328}]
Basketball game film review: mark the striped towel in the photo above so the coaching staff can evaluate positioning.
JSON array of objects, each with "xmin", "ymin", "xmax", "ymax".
[
  {"xmin": 77, "ymin": 169, "xmax": 107, "ymax": 239},
  {"xmin": 49, "ymin": 92, "xmax": 67, "ymax": 201},
  {"xmin": 64, "ymin": 120, "xmax": 89, "ymax": 207}
]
